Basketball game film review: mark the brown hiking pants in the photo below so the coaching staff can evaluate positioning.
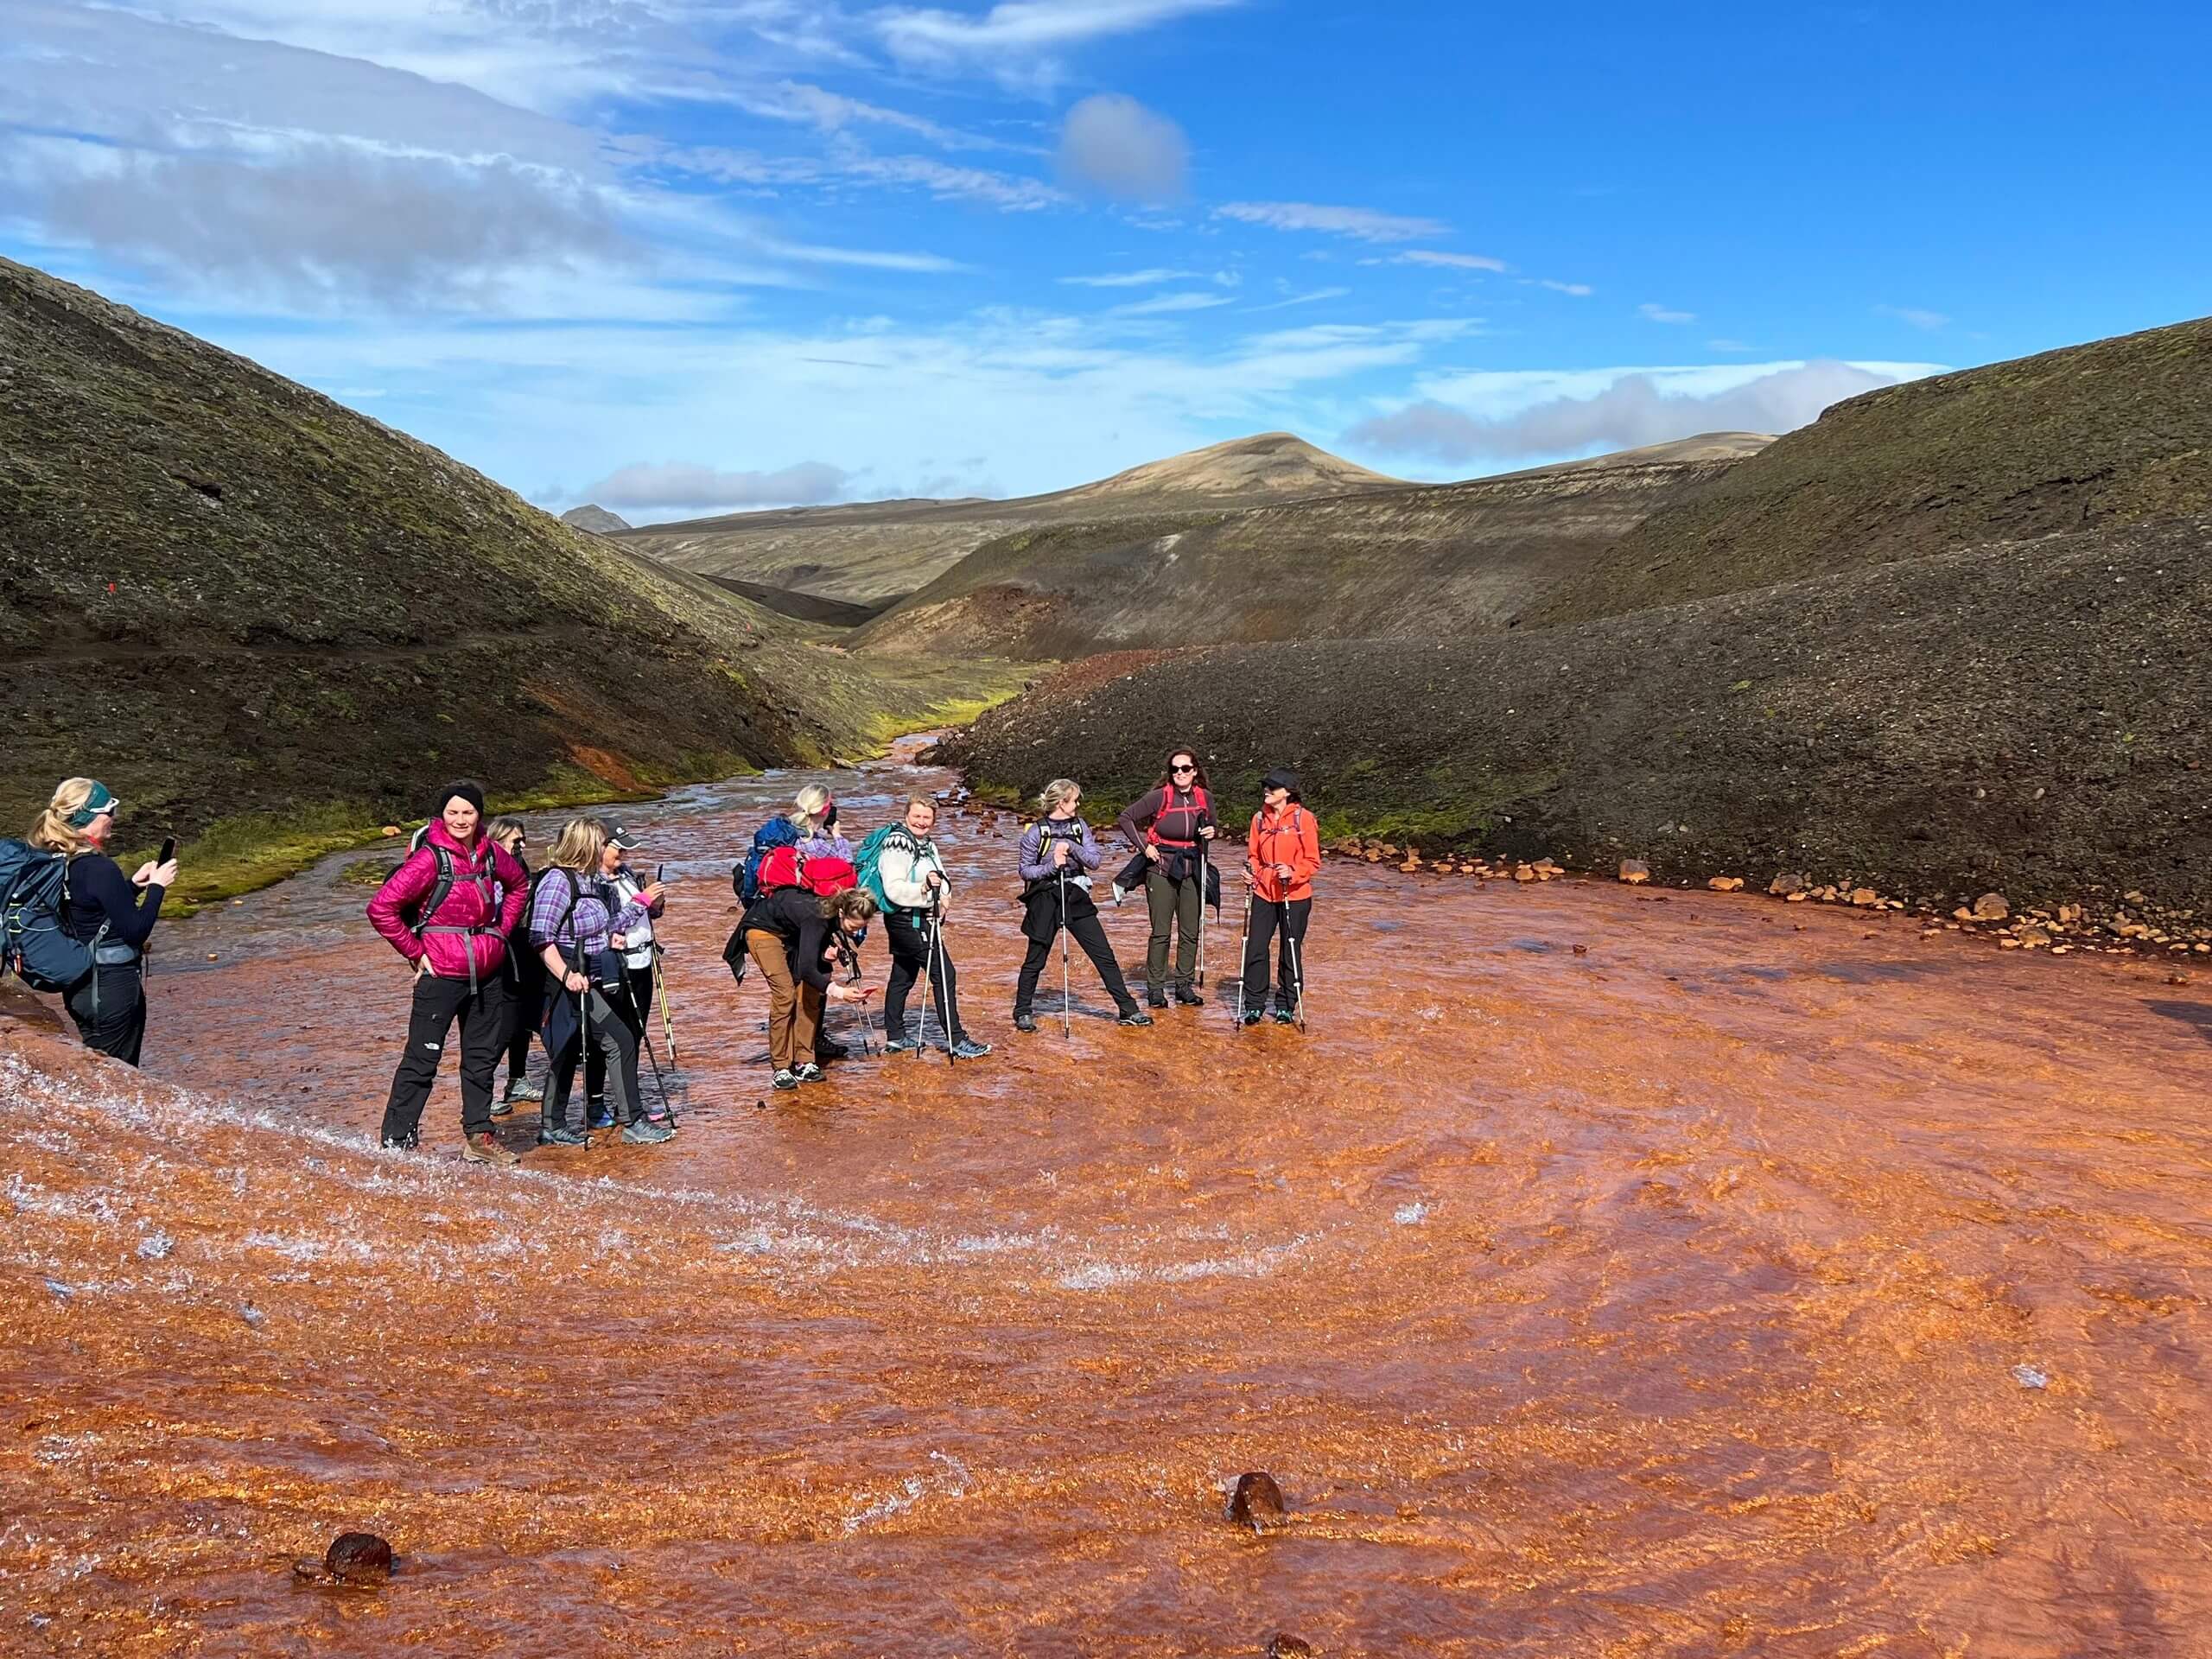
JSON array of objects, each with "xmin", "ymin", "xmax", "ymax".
[{"xmin": 746, "ymin": 930, "xmax": 823, "ymax": 1072}]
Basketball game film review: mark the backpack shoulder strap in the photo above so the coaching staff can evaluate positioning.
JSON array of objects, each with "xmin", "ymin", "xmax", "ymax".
[{"xmin": 414, "ymin": 845, "xmax": 458, "ymax": 925}]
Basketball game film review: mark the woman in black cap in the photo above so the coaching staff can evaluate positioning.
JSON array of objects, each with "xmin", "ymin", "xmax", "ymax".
[
  {"xmin": 1240, "ymin": 768, "xmax": 1320, "ymax": 1027},
  {"xmin": 21, "ymin": 778, "xmax": 176, "ymax": 1065}
]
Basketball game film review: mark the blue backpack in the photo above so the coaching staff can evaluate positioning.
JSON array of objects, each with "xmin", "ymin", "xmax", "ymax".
[
  {"xmin": 734, "ymin": 817, "xmax": 801, "ymax": 905},
  {"xmin": 0, "ymin": 840, "xmax": 102, "ymax": 993}
]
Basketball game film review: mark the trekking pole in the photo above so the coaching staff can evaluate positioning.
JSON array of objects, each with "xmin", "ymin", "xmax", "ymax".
[
  {"xmin": 1234, "ymin": 881, "xmax": 1254, "ymax": 1029},
  {"xmin": 619, "ymin": 973, "xmax": 677, "ymax": 1126},
  {"xmin": 1193, "ymin": 838, "xmax": 1209, "ymax": 989},
  {"xmin": 911, "ymin": 905, "xmax": 933, "ymax": 1062},
  {"xmin": 1287, "ymin": 931, "xmax": 1309, "ymax": 1033},
  {"xmin": 1056, "ymin": 862, "xmax": 1073, "ymax": 1039},
  {"xmin": 652, "ymin": 946, "xmax": 679, "ymax": 1065},
  {"xmin": 930, "ymin": 888, "xmax": 958, "ymax": 1063}
]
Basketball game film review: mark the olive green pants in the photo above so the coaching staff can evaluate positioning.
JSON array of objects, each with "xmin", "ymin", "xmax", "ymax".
[{"xmin": 1144, "ymin": 868, "xmax": 1203, "ymax": 997}]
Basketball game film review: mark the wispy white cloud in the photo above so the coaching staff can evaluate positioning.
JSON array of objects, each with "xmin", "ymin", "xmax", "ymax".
[
  {"xmin": 1638, "ymin": 302, "xmax": 1695, "ymax": 323},
  {"xmin": 1249, "ymin": 286, "xmax": 1351, "ymax": 311},
  {"xmin": 1059, "ymin": 267, "xmax": 1198, "ymax": 287},
  {"xmin": 1058, "ymin": 93, "xmax": 1189, "ymax": 201},
  {"xmin": 1216, "ymin": 200, "xmax": 1449, "ymax": 242},
  {"xmin": 1536, "ymin": 278, "xmax": 1593, "ymax": 296},
  {"xmin": 1109, "ymin": 290, "xmax": 1233, "ymax": 315},
  {"xmin": 1346, "ymin": 359, "xmax": 1940, "ymax": 463},
  {"xmin": 1397, "ymin": 250, "xmax": 1509, "ymax": 272},
  {"xmin": 584, "ymin": 459, "xmax": 853, "ymax": 512},
  {"xmin": 878, "ymin": 0, "xmax": 1243, "ymax": 77},
  {"xmin": 1706, "ymin": 338, "xmax": 1753, "ymax": 353},
  {"xmin": 1876, "ymin": 303, "xmax": 1951, "ymax": 331}
]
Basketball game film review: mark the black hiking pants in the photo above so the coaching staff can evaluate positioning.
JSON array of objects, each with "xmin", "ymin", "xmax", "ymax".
[
  {"xmin": 1016, "ymin": 912, "xmax": 1138, "ymax": 1019},
  {"xmin": 65, "ymin": 962, "xmax": 147, "ymax": 1067},
  {"xmin": 380, "ymin": 971, "xmax": 507, "ymax": 1147},
  {"xmin": 1242, "ymin": 897, "xmax": 1312, "ymax": 1014},
  {"xmin": 585, "ymin": 965, "xmax": 653, "ymax": 1105},
  {"xmin": 545, "ymin": 985, "xmax": 644, "ymax": 1135},
  {"xmin": 884, "ymin": 912, "xmax": 965, "ymax": 1043},
  {"xmin": 501, "ymin": 949, "xmax": 543, "ymax": 1088}
]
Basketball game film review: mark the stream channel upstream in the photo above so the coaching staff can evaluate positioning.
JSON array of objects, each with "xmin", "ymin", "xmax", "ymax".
[{"xmin": 4, "ymin": 744, "xmax": 2211, "ymax": 1657}]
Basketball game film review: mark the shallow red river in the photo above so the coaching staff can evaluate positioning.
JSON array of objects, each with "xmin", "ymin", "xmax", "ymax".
[{"xmin": 4, "ymin": 750, "xmax": 2210, "ymax": 1656}]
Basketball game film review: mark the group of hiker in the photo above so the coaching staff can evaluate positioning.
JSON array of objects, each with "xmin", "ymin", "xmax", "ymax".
[{"xmin": 4, "ymin": 745, "xmax": 1321, "ymax": 1166}]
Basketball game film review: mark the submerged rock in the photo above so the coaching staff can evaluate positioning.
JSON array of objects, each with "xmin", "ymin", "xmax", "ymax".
[
  {"xmin": 294, "ymin": 1531, "xmax": 393, "ymax": 1586},
  {"xmin": 1228, "ymin": 1471, "xmax": 1287, "ymax": 1531},
  {"xmin": 1268, "ymin": 1637, "xmax": 1317, "ymax": 1657}
]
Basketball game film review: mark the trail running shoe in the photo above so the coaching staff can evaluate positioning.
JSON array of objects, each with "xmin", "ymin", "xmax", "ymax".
[
  {"xmin": 1116, "ymin": 1009, "xmax": 1154, "ymax": 1027},
  {"xmin": 1013, "ymin": 1012, "xmax": 1038, "ymax": 1033},
  {"xmin": 622, "ymin": 1116, "xmax": 675, "ymax": 1145},
  {"xmin": 814, "ymin": 1039, "xmax": 850, "ymax": 1062},
  {"xmin": 772, "ymin": 1069, "xmax": 800, "ymax": 1091},
  {"xmin": 1274, "ymin": 1008, "xmax": 1298, "ymax": 1026},
  {"xmin": 1147, "ymin": 994, "xmax": 1168, "ymax": 1010},
  {"xmin": 378, "ymin": 1133, "xmax": 419, "ymax": 1152},
  {"xmin": 586, "ymin": 1103, "xmax": 615, "ymax": 1131},
  {"xmin": 882, "ymin": 1035, "xmax": 921, "ymax": 1054},
  {"xmin": 489, "ymin": 1097, "xmax": 514, "ymax": 1119},
  {"xmin": 505, "ymin": 1079, "xmax": 545, "ymax": 1103},
  {"xmin": 949, "ymin": 1038, "xmax": 992, "ymax": 1060},
  {"xmin": 461, "ymin": 1132, "xmax": 518, "ymax": 1167},
  {"xmin": 794, "ymin": 1063, "xmax": 825, "ymax": 1084},
  {"xmin": 1239, "ymin": 1008, "xmax": 1265, "ymax": 1027},
  {"xmin": 536, "ymin": 1127, "xmax": 588, "ymax": 1147},
  {"xmin": 1173, "ymin": 988, "xmax": 1205, "ymax": 1007}
]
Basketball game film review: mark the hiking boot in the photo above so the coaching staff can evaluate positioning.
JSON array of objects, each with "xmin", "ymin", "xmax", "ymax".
[
  {"xmin": 622, "ymin": 1116, "xmax": 675, "ymax": 1145},
  {"xmin": 1173, "ymin": 988, "xmax": 1205, "ymax": 1007},
  {"xmin": 586, "ymin": 1102, "xmax": 615, "ymax": 1131},
  {"xmin": 1116, "ymin": 1008, "xmax": 1154, "ymax": 1027},
  {"xmin": 505, "ymin": 1079, "xmax": 545, "ymax": 1103},
  {"xmin": 1273, "ymin": 1007, "xmax": 1299, "ymax": 1026},
  {"xmin": 794, "ymin": 1062, "xmax": 825, "ymax": 1084},
  {"xmin": 949, "ymin": 1038, "xmax": 992, "ymax": 1060},
  {"xmin": 378, "ymin": 1132, "xmax": 419, "ymax": 1152},
  {"xmin": 1146, "ymin": 993, "xmax": 1168, "ymax": 1010},
  {"xmin": 461, "ymin": 1132, "xmax": 518, "ymax": 1167},
  {"xmin": 1239, "ymin": 1008, "xmax": 1265, "ymax": 1027},
  {"xmin": 814, "ymin": 1039, "xmax": 850, "ymax": 1062},
  {"xmin": 882, "ymin": 1035, "xmax": 921, "ymax": 1054},
  {"xmin": 772, "ymin": 1069, "xmax": 800, "ymax": 1091},
  {"xmin": 536, "ymin": 1127, "xmax": 588, "ymax": 1147},
  {"xmin": 489, "ymin": 1096, "xmax": 514, "ymax": 1119},
  {"xmin": 1013, "ymin": 1011, "xmax": 1039, "ymax": 1033}
]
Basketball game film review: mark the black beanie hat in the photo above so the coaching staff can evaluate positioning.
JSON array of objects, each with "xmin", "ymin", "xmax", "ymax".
[
  {"xmin": 1261, "ymin": 767, "xmax": 1301, "ymax": 800},
  {"xmin": 433, "ymin": 779, "xmax": 487, "ymax": 818}
]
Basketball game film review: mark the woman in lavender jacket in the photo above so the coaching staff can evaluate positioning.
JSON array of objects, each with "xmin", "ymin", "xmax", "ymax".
[
  {"xmin": 529, "ymin": 817, "xmax": 671, "ymax": 1147},
  {"xmin": 1012, "ymin": 779, "xmax": 1152, "ymax": 1033}
]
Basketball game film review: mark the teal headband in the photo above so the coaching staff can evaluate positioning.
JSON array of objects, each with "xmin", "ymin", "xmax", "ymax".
[{"xmin": 67, "ymin": 782, "xmax": 117, "ymax": 829}]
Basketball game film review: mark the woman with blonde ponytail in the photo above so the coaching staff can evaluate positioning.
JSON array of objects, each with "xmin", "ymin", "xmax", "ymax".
[{"xmin": 25, "ymin": 778, "xmax": 175, "ymax": 1065}]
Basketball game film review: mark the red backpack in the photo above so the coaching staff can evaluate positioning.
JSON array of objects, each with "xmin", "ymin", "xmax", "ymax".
[{"xmin": 757, "ymin": 847, "xmax": 858, "ymax": 899}]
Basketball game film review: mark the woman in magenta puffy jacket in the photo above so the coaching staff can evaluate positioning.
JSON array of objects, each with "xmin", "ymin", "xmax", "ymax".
[{"xmin": 365, "ymin": 780, "xmax": 528, "ymax": 1163}]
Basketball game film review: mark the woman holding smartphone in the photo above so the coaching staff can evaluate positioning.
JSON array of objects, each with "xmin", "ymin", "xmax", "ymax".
[{"xmin": 24, "ymin": 778, "xmax": 175, "ymax": 1065}]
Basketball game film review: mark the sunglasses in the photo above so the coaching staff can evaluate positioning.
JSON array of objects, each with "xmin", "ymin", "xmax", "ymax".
[{"xmin": 1171, "ymin": 764, "xmax": 1198, "ymax": 774}]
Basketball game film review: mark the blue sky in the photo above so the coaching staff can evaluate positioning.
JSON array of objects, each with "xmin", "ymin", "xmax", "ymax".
[{"xmin": 4, "ymin": 1, "xmax": 2207, "ymax": 519}]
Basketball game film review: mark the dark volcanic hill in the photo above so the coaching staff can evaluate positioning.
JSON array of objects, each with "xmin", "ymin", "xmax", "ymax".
[
  {"xmin": 620, "ymin": 433, "xmax": 1407, "ymax": 607},
  {"xmin": 855, "ymin": 435, "xmax": 1770, "ymax": 659},
  {"xmin": 1531, "ymin": 315, "xmax": 2212, "ymax": 626},
  {"xmin": 0, "ymin": 257, "xmax": 994, "ymax": 887},
  {"xmin": 943, "ymin": 517, "xmax": 2211, "ymax": 914}
]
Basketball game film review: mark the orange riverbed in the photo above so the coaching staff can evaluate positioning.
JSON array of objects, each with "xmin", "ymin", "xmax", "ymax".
[{"xmin": 3, "ymin": 754, "xmax": 2209, "ymax": 1657}]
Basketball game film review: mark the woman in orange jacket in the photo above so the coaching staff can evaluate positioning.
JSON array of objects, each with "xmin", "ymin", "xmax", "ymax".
[{"xmin": 1239, "ymin": 768, "xmax": 1321, "ymax": 1027}]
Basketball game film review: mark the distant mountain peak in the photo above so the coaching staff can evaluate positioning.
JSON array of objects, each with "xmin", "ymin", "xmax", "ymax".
[
  {"xmin": 1069, "ymin": 431, "xmax": 1404, "ymax": 501},
  {"xmin": 561, "ymin": 503, "xmax": 631, "ymax": 534}
]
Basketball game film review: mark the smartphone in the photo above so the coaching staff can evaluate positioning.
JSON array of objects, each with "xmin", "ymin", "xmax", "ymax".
[
  {"xmin": 157, "ymin": 836, "xmax": 176, "ymax": 866},
  {"xmin": 656, "ymin": 863, "xmax": 665, "ymax": 881}
]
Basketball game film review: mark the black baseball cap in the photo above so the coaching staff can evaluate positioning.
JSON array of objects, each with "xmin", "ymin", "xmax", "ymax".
[{"xmin": 606, "ymin": 822, "xmax": 640, "ymax": 849}]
